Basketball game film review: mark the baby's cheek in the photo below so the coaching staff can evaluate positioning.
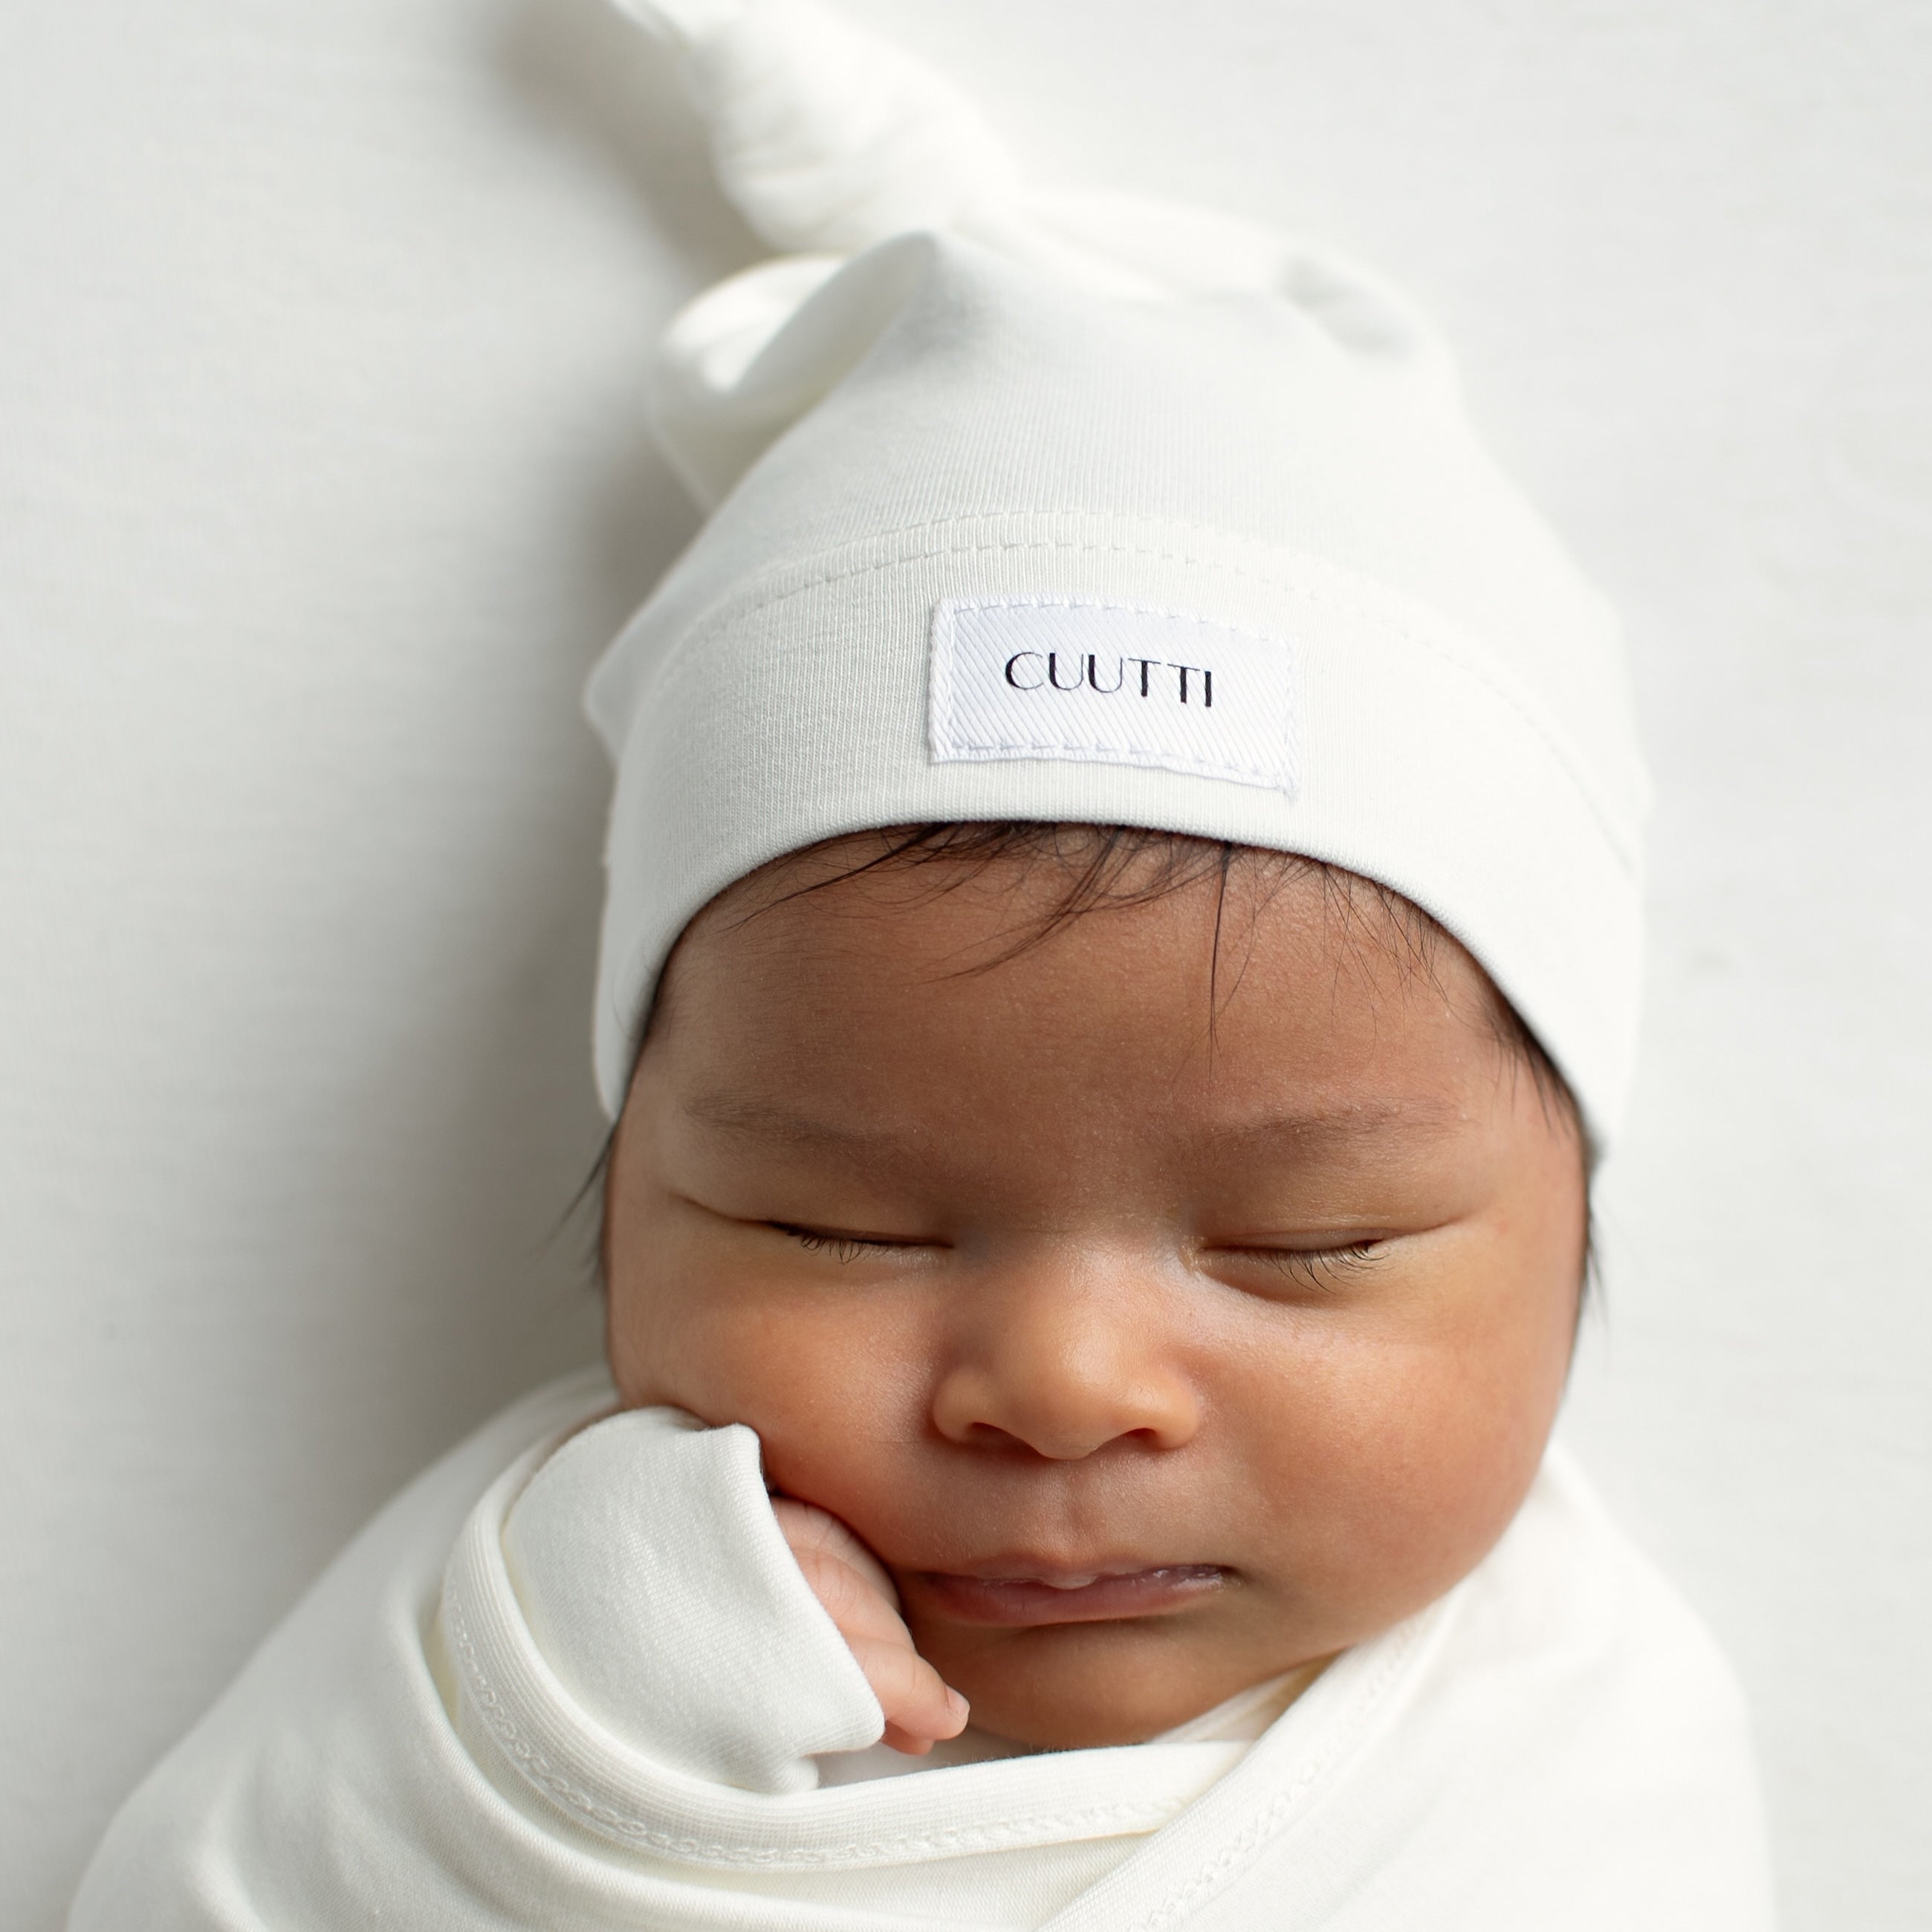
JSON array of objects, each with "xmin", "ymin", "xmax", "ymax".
[
  {"xmin": 1238, "ymin": 1316, "xmax": 1567, "ymax": 1633},
  {"xmin": 610, "ymin": 1259, "xmax": 930, "ymax": 1465},
  {"xmin": 603, "ymin": 1252, "xmax": 758, "ymax": 1419}
]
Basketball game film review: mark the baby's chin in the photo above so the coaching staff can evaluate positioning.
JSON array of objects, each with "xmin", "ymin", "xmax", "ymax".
[{"xmin": 903, "ymin": 1603, "xmax": 1323, "ymax": 1751}]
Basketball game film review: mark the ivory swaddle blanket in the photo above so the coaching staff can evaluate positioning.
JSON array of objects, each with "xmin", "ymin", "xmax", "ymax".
[{"xmin": 72, "ymin": 1370, "xmax": 1774, "ymax": 1931}]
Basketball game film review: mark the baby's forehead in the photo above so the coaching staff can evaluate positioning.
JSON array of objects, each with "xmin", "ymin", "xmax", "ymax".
[{"xmin": 644, "ymin": 829, "xmax": 1552, "ymax": 1134}]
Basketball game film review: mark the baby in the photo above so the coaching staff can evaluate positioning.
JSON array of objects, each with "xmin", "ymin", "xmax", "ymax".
[
  {"xmin": 607, "ymin": 826, "xmax": 1585, "ymax": 1758},
  {"xmin": 71, "ymin": 1, "xmax": 1776, "ymax": 1926}
]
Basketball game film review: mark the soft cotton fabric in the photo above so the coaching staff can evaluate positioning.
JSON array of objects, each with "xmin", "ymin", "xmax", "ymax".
[
  {"xmin": 584, "ymin": 0, "xmax": 1650, "ymax": 1145},
  {"xmin": 71, "ymin": 1371, "xmax": 1774, "ymax": 1931},
  {"xmin": 492, "ymin": 1406, "xmax": 885, "ymax": 1795}
]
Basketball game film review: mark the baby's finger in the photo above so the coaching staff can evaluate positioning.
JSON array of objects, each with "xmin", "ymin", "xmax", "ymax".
[
  {"xmin": 769, "ymin": 1495, "xmax": 968, "ymax": 1751},
  {"xmin": 788, "ymin": 1544, "xmax": 915, "ymax": 1651},
  {"xmin": 771, "ymin": 1497, "xmax": 898, "ymax": 1603},
  {"xmin": 846, "ymin": 1633, "xmax": 969, "ymax": 1749}
]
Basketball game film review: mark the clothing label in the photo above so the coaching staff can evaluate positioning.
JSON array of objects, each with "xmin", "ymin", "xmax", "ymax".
[{"xmin": 927, "ymin": 597, "xmax": 1296, "ymax": 792}]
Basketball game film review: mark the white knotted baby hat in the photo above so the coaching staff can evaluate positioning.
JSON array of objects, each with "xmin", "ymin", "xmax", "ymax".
[{"xmin": 586, "ymin": 0, "xmax": 1650, "ymax": 1146}]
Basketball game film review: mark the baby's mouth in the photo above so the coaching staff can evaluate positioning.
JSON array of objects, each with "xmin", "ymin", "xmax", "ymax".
[{"xmin": 912, "ymin": 1563, "xmax": 1228, "ymax": 1626}]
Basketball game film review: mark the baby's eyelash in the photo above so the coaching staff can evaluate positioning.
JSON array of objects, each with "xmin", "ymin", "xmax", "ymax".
[
  {"xmin": 775, "ymin": 1225, "xmax": 900, "ymax": 1265},
  {"xmin": 1229, "ymin": 1242, "xmax": 1384, "ymax": 1289}
]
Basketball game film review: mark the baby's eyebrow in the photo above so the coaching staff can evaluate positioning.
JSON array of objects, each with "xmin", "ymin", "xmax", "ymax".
[
  {"xmin": 683, "ymin": 1091, "xmax": 1458, "ymax": 1155},
  {"xmin": 681, "ymin": 1092, "xmax": 907, "ymax": 1154},
  {"xmin": 1203, "ymin": 1097, "xmax": 1461, "ymax": 1150}
]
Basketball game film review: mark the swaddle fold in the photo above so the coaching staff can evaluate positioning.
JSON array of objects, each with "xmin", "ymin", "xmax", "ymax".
[
  {"xmin": 486, "ymin": 1406, "xmax": 884, "ymax": 1793},
  {"xmin": 72, "ymin": 1372, "xmax": 1776, "ymax": 1931}
]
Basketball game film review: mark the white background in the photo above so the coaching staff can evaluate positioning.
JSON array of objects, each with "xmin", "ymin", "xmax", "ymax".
[{"xmin": 3, "ymin": 1, "xmax": 1927, "ymax": 1925}]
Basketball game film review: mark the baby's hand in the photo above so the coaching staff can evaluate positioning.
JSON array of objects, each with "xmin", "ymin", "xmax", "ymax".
[{"xmin": 772, "ymin": 1498, "xmax": 969, "ymax": 1755}]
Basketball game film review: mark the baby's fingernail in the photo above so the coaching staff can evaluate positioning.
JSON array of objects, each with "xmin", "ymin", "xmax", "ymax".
[{"xmin": 946, "ymin": 1688, "xmax": 969, "ymax": 1723}]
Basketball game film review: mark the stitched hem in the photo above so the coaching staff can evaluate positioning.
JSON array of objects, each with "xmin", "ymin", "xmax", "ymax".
[
  {"xmin": 1112, "ymin": 1612, "xmax": 1433, "ymax": 1932},
  {"xmin": 447, "ymin": 1599, "xmax": 1189, "ymax": 1870}
]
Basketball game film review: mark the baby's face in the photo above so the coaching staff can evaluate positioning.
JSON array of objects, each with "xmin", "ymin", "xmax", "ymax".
[{"xmin": 605, "ymin": 841, "xmax": 1586, "ymax": 1748}]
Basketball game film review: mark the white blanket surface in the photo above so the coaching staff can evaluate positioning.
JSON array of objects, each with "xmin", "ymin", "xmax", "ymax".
[{"xmin": 71, "ymin": 1372, "xmax": 1775, "ymax": 1931}]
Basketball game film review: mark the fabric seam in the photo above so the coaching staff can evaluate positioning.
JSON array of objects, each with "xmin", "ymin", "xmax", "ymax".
[
  {"xmin": 447, "ymin": 1598, "xmax": 1192, "ymax": 1868},
  {"xmin": 1111, "ymin": 1610, "xmax": 1436, "ymax": 1932}
]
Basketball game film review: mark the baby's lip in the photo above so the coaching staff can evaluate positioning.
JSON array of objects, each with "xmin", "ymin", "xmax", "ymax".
[{"xmin": 909, "ymin": 1563, "xmax": 1228, "ymax": 1627}]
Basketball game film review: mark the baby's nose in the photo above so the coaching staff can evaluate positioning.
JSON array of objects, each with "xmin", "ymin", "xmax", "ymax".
[{"xmin": 927, "ymin": 1252, "xmax": 1199, "ymax": 1459}]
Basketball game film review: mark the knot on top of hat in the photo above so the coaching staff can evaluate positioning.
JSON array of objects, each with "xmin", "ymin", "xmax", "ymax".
[
  {"xmin": 611, "ymin": 0, "xmax": 1448, "ymax": 507},
  {"xmin": 614, "ymin": 0, "xmax": 1021, "ymax": 254}
]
